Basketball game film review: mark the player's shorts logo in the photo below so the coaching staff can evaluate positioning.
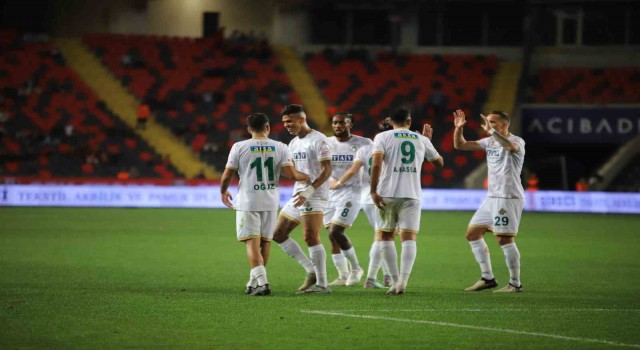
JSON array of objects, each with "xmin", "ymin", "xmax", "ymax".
[
  {"xmin": 346, "ymin": 201, "xmax": 352, "ymax": 208},
  {"xmin": 499, "ymin": 208, "xmax": 507, "ymax": 215}
]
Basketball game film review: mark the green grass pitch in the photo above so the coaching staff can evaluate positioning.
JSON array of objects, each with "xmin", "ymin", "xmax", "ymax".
[{"xmin": 1, "ymin": 207, "xmax": 639, "ymax": 349}]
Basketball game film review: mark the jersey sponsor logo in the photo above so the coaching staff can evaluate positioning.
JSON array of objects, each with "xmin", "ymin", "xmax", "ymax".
[
  {"xmin": 487, "ymin": 149, "xmax": 502, "ymax": 157},
  {"xmin": 393, "ymin": 132, "xmax": 418, "ymax": 139},
  {"xmin": 293, "ymin": 152, "xmax": 308, "ymax": 160},
  {"xmin": 331, "ymin": 154, "xmax": 354, "ymax": 162},
  {"xmin": 250, "ymin": 146, "xmax": 276, "ymax": 153}
]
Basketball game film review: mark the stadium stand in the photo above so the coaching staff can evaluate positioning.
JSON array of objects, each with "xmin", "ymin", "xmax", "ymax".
[
  {"xmin": 304, "ymin": 49, "xmax": 496, "ymax": 187},
  {"xmin": 529, "ymin": 67, "xmax": 640, "ymax": 104},
  {"xmin": 0, "ymin": 30, "xmax": 182, "ymax": 179},
  {"xmin": 83, "ymin": 33, "xmax": 302, "ymax": 172}
]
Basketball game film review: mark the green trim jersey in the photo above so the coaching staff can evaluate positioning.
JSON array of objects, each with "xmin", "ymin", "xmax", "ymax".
[
  {"xmin": 328, "ymin": 135, "xmax": 373, "ymax": 195},
  {"xmin": 372, "ymin": 128, "xmax": 441, "ymax": 200},
  {"xmin": 354, "ymin": 144, "xmax": 374, "ymax": 205},
  {"xmin": 289, "ymin": 130, "xmax": 332, "ymax": 201},
  {"xmin": 477, "ymin": 135, "xmax": 526, "ymax": 199},
  {"xmin": 225, "ymin": 138, "xmax": 293, "ymax": 211}
]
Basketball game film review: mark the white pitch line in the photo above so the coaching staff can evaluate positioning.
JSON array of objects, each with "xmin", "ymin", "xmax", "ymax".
[
  {"xmin": 314, "ymin": 308, "xmax": 640, "ymax": 313},
  {"xmin": 302, "ymin": 310, "xmax": 640, "ymax": 349}
]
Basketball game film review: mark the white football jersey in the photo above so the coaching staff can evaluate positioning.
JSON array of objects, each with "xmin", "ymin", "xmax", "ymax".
[
  {"xmin": 328, "ymin": 135, "xmax": 373, "ymax": 201},
  {"xmin": 225, "ymin": 137, "xmax": 293, "ymax": 211},
  {"xmin": 354, "ymin": 144, "xmax": 374, "ymax": 205},
  {"xmin": 289, "ymin": 130, "xmax": 332, "ymax": 200},
  {"xmin": 372, "ymin": 128, "xmax": 441, "ymax": 200},
  {"xmin": 478, "ymin": 134, "xmax": 526, "ymax": 199}
]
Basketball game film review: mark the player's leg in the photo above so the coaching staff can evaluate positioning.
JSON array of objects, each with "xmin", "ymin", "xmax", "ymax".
[
  {"xmin": 324, "ymin": 206, "xmax": 349, "ymax": 285},
  {"xmin": 273, "ymin": 201, "xmax": 316, "ymax": 291},
  {"xmin": 375, "ymin": 198, "xmax": 401, "ymax": 294},
  {"xmin": 464, "ymin": 198, "xmax": 498, "ymax": 291},
  {"xmin": 493, "ymin": 198, "xmax": 524, "ymax": 293},
  {"xmin": 392, "ymin": 199, "xmax": 421, "ymax": 295},
  {"xmin": 245, "ymin": 237, "xmax": 270, "ymax": 296},
  {"xmin": 237, "ymin": 211, "xmax": 263, "ymax": 294},
  {"xmin": 361, "ymin": 204, "xmax": 385, "ymax": 288},
  {"xmin": 299, "ymin": 205, "xmax": 330, "ymax": 293},
  {"xmin": 329, "ymin": 201, "xmax": 363, "ymax": 286}
]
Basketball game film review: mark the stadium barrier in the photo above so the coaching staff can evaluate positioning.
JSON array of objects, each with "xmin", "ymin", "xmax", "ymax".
[{"xmin": 1, "ymin": 184, "xmax": 639, "ymax": 214}]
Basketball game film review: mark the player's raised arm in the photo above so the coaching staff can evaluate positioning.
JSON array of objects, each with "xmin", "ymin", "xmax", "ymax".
[
  {"xmin": 453, "ymin": 109, "xmax": 483, "ymax": 151},
  {"xmin": 331, "ymin": 160, "xmax": 363, "ymax": 189},
  {"xmin": 283, "ymin": 166, "xmax": 310, "ymax": 183},
  {"xmin": 421, "ymin": 123, "xmax": 445, "ymax": 168},
  {"xmin": 480, "ymin": 113, "xmax": 521, "ymax": 153},
  {"xmin": 219, "ymin": 167, "xmax": 235, "ymax": 208}
]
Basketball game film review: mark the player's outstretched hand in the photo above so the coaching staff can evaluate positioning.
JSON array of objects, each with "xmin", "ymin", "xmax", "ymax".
[
  {"xmin": 453, "ymin": 109, "xmax": 467, "ymax": 128},
  {"xmin": 480, "ymin": 113, "xmax": 492, "ymax": 132},
  {"xmin": 329, "ymin": 178, "xmax": 340, "ymax": 190},
  {"xmin": 372, "ymin": 192, "xmax": 386, "ymax": 210},
  {"xmin": 422, "ymin": 123, "xmax": 433, "ymax": 140},
  {"xmin": 221, "ymin": 191, "xmax": 234, "ymax": 208}
]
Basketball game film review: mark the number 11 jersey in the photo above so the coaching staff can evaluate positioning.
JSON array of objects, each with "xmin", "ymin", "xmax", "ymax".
[{"xmin": 225, "ymin": 137, "xmax": 293, "ymax": 211}]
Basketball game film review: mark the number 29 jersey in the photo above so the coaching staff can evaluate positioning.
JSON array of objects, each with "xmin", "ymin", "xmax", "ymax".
[
  {"xmin": 372, "ymin": 128, "xmax": 441, "ymax": 200},
  {"xmin": 225, "ymin": 137, "xmax": 293, "ymax": 211}
]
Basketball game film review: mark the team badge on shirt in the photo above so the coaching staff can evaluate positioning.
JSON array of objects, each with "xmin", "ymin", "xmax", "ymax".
[{"xmin": 351, "ymin": 145, "xmax": 359, "ymax": 152}]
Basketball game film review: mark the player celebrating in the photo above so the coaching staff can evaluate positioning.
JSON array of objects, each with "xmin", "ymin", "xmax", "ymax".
[
  {"xmin": 324, "ymin": 112, "xmax": 372, "ymax": 287},
  {"xmin": 453, "ymin": 109, "xmax": 526, "ymax": 293},
  {"xmin": 220, "ymin": 113, "xmax": 310, "ymax": 296},
  {"xmin": 273, "ymin": 104, "xmax": 333, "ymax": 294},
  {"xmin": 370, "ymin": 108, "xmax": 444, "ymax": 295}
]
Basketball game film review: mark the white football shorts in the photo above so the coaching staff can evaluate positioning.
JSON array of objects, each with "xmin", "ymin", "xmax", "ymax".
[
  {"xmin": 279, "ymin": 196, "xmax": 327, "ymax": 223},
  {"xmin": 375, "ymin": 198, "xmax": 421, "ymax": 234},
  {"xmin": 468, "ymin": 197, "xmax": 525, "ymax": 236},
  {"xmin": 236, "ymin": 210, "xmax": 277, "ymax": 241}
]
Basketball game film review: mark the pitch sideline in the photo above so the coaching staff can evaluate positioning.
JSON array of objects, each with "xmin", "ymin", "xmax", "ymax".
[{"xmin": 301, "ymin": 310, "xmax": 640, "ymax": 349}]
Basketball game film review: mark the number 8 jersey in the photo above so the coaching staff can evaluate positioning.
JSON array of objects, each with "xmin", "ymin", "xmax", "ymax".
[
  {"xmin": 372, "ymin": 128, "xmax": 441, "ymax": 200},
  {"xmin": 225, "ymin": 137, "xmax": 294, "ymax": 211}
]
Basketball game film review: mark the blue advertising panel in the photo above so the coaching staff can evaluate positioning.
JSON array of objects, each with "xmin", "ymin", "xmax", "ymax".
[
  {"xmin": 521, "ymin": 107, "xmax": 640, "ymax": 143},
  {"xmin": 2, "ymin": 184, "xmax": 639, "ymax": 214}
]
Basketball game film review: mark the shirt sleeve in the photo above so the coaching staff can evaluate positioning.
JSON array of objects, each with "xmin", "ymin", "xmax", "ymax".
[
  {"xmin": 354, "ymin": 146, "xmax": 366, "ymax": 164},
  {"xmin": 225, "ymin": 144, "xmax": 239, "ymax": 170},
  {"xmin": 372, "ymin": 134, "xmax": 385, "ymax": 155},
  {"xmin": 317, "ymin": 138, "xmax": 332, "ymax": 161},
  {"xmin": 477, "ymin": 137, "xmax": 491, "ymax": 150},
  {"xmin": 279, "ymin": 143, "xmax": 294, "ymax": 168},
  {"xmin": 421, "ymin": 136, "xmax": 441, "ymax": 161}
]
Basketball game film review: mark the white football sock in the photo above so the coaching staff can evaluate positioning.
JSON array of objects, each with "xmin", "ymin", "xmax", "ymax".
[
  {"xmin": 341, "ymin": 247, "xmax": 361, "ymax": 271},
  {"xmin": 469, "ymin": 239, "xmax": 495, "ymax": 280},
  {"xmin": 399, "ymin": 240, "xmax": 417, "ymax": 288},
  {"xmin": 309, "ymin": 244, "xmax": 328, "ymax": 287},
  {"xmin": 380, "ymin": 240, "xmax": 399, "ymax": 284},
  {"xmin": 278, "ymin": 238, "xmax": 314, "ymax": 273},
  {"xmin": 501, "ymin": 243, "xmax": 521, "ymax": 287},
  {"xmin": 367, "ymin": 241, "xmax": 383, "ymax": 280},
  {"xmin": 247, "ymin": 271, "xmax": 257, "ymax": 288},
  {"xmin": 250, "ymin": 265, "xmax": 268, "ymax": 286},
  {"xmin": 332, "ymin": 253, "xmax": 349, "ymax": 279}
]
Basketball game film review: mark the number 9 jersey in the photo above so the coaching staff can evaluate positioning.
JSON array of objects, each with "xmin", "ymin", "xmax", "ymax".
[
  {"xmin": 225, "ymin": 138, "xmax": 294, "ymax": 211},
  {"xmin": 372, "ymin": 128, "xmax": 441, "ymax": 200}
]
